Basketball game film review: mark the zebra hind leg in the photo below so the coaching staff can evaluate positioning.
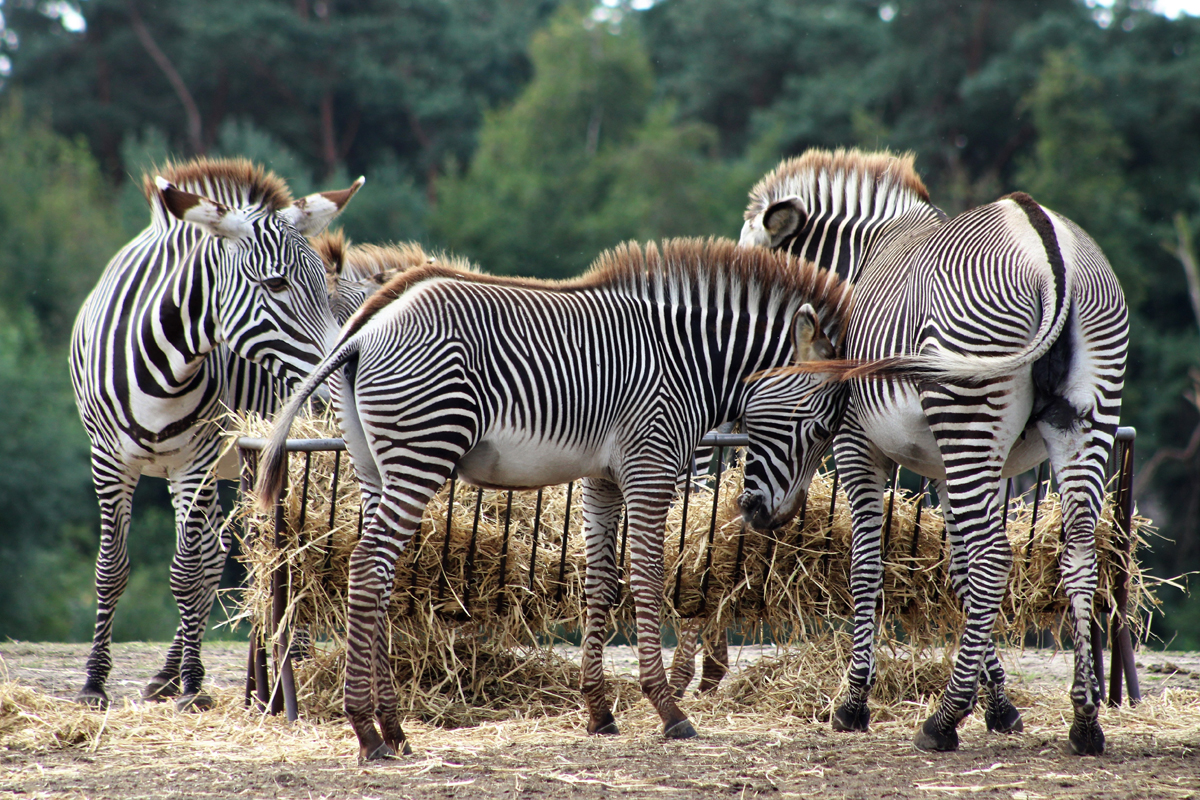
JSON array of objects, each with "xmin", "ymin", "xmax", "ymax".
[
  {"xmin": 371, "ymin": 603, "xmax": 411, "ymax": 756},
  {"xmin": 697, "ymin": 630, "xmax": 729, "ymax": 694},
  {"xmin": 669, "ymin": 620, "xmax": 701, "ymax": 699},
  {"xmin": 142, "ymin": 631, "xmax": 183, "ymax": 701}
]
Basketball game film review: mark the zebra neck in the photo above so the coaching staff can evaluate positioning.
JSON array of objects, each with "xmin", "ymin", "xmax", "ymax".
[{"xmin": 142, "ymin": 232, "xmax": 223, "ymax": 385}]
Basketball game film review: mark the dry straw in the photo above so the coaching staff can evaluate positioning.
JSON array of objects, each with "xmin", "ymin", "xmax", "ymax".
[{"xmin": 230, "ymin": 410, "xmax": 1156, "ymax": 722}]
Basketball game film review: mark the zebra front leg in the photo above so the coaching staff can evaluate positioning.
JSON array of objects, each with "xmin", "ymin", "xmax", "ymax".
[
  {"xmin": 831, "ymin": 425, "xmax": 891, "ymax": 732},
  {"xmin": 579, "ymin": 478, "xmax": 624, "ymax": 734},
  {"xmin": 142, "ymin": 629, "xmax": 184, "ymax": 701},
  {"xmin": 933, "ymin": 480, "xmax": 1023, "ymax": 735},
  {"xmin": 624, "ymin": 482, "xmax": 696, "ymax": 739},
  {"xmin": 167, "ymin": 472, "xmax": 227, "ymax": 711},
  {"xmin": 78, "ymin": 459, "xmax": 138, "ymax": 708}
]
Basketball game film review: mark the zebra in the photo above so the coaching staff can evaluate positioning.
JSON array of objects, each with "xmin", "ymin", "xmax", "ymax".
[
  {"xmin": 738, "ymin": 149, "xmax": 1127, "ymax": 755},
  {"xmin": 70, "ymin": 158, "xmax": 361, "ymax": 710},
  {"xmin": 251, "ymin": 237, "xmax": 921, "ymax": 761}
]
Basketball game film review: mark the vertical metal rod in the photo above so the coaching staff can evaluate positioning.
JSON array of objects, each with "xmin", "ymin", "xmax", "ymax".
[
  {"xmin": 297, "ymin": 452, "xmax": 312, "ymax": 531},
  {"xmin": 1026, "ymin": 461, "xmax": 1047, "ymax": 559},
  {"xmin": 673, "ymin": 461, "xmax": 695, "ymax": 611},
  {"xmin": 555, "ymin": 482, "xmax": 574, "ymax": 602},
  {"xmin": 823, "ymin": 469, "xmax": 839, "ymax": 578},
  {"xmin": 327, "ymin": 451, "xmax": 341, "ymax": 531},
  {"xmin": 460, "ymin": 488, "xmax": 484, "ymax": 617},
  {"xmin": 1091, "ymin": 617, "xmax": 1107, "ymax": 706},
  {"xmin": 909, "ymin": 478, "xmax": 928, "ymax": 562},
  {"xmin": 882, "ymin": 463, "xmax": 899, "ymax": 556},
  {"xmin": 698, "ymin": 447, "xmax": 725, "ymax": 613},
  {"xmin": 1001, "ymin": 477, "xmax": 1012, "ymax": 532},
  {"xmin": 528, "ymin": 488, "xmax": 544, "ymax": 594},
  {"xmin": 1109, "ymin": 435, "xmax": 1141, "ymax": 706},
  {"xmin": 269, "ymin": 459, "xmax": 296, "ymax": 719},
  {"xmin": 437, "ymin": 479, "xmax": 457, "ymax": 601},
  {"xmin": 496, "ymin": 490, "xmax": 514, "ymax": 614}
]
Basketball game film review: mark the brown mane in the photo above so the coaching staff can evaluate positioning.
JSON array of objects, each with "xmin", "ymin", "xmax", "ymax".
[
  {"xmin": 744, "ymin": 148, "xmax": 930, "ymax": 220},
  {"xmin": 142, "ymin": 156, "xmax": 294, "ymax": 211},
  {"xmin": 344, "ymin": 237, "xmax": 853, "ymax": 343}
]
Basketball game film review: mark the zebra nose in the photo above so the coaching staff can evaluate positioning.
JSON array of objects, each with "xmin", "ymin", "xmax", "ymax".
[{"xmin": 738, "ymin": 491, "xmax": 772, "ymax": 530}]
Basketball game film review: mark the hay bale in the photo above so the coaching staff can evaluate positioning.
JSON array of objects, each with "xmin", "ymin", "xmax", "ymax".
[{"xmin": 230, "ymin": 409, "xmax": 1156, "ymax": 720}]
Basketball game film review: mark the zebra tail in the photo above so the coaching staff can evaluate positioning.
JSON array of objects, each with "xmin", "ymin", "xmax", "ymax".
[{"xmin": 254, "ymin": 338, "xmax": 360, "ymax": 514}]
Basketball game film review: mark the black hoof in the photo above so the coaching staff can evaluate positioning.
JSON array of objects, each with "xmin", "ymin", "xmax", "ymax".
[
  {"xmin": 1068, "ymin": 719, "xmax": 1105, "ymax": 756},
  {"xmin": 142, "ymin": 673, "xmax": 181, "ymax": 702},
  {"xmin": 387, "ymin": 739, "xmax": 413, "ymax": 756},
  {"xmin": 985, "ymin": 702, "xmax": 1024, "ymax": 734},
  {"xmin": 362, "ymin": 742, "xmax": 398, "ymax": 762},
  {"xmin": 914, "ymin": 717, "xmax": 959, "ymax": 752},
  {"xmin": 75, "ymin": 685, "xmax": 110, "ymax": 709},
  {"xmin": 831, "ymin": 702, "xmax": 870, "ymax": 732},
  {"xmin": 176, "ymin": 692, "xmax": 214, "ymax": 712},
  {"xmin": 664, "ymin": 719, "xmax": 697, "ymax": 739},
  {"xmin": 591, "ymin": 721, "xmax": 620, "ymax": 736}
]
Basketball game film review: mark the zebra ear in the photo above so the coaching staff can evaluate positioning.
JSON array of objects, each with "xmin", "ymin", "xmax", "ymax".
[
  {"xmin": 155, "ymin": 177, "xmax": 253, "ymax": 241},
  {"xmin": 283, "ymin": 176, "xmax": 366, "ymax": 235},
  {"xmin": 763, "ymin": 198, "xmax": 806, "ymax": 249},
  {"xmin": 792, "ymin": 303, "xmax": 835, "ymax": 363}
]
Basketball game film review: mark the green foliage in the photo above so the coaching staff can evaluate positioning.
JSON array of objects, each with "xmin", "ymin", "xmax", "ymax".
[
  {"xmin": 0, "ymin": 97, "xmax": 126, "ymax": 342},
  {"xmin": 432, "ymin": 6, "xmax": 765, "ymax": 277}
]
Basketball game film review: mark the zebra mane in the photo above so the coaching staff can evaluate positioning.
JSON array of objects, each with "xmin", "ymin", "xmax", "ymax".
[
  {"xmin": 744, "ymin": 148, "xmax": 931, "ymax": 221},
  {"xmin": 311, "ymin": 229, "xmax": 478, "ymax": 297},
  {"xmin": 344, "ymin": 237, "xmax": 852, "ymax": 343},
  {"xmin": 141, "ymin": 156, "xmax": 294, "ymax": 213}
]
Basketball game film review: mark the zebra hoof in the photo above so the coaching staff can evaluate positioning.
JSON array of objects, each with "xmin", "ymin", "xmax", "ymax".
[
  {"xmin": 176, "ymin": 692, "xmax": 214, "ymax": 712},
  {"xmin": 591, "ymin": 721, "xmax": 620, "ymax": 736},
  {"xmin": 362, "ymin": 742, "xmax": 398, "ymax": 762},
  {"xmin": 1068, "ymin": 718, "xmax": 1105, "ymax": 756},
  {"xmin": 985, "ymin": 702, "xmax": 1024, "ymax": 734},
  {"xmin": 831, "ymin": 702, "xmax": 870, "ymax": 732},
  {"xmin": 75, "ymin": 685, "xmax": 110, "ymax": 709},
  {"xmin": 914, "ymin": 717, "xmax": 959, "ymax": 752},
  {"xmin": 385, "ymin": 738, "xmax": 413, "ymax": 756},
  {"xmin": 664, "ymin": 719, "xmax": 697, "ymax": 740},
  {"xmin": 142, "ymin": 672, "xmax": 181, "ymax": 702}
]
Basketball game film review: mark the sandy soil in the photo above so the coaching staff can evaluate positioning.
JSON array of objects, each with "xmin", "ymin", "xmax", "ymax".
[{"xmin": 2, "ymin": 641, "xmax": 1198, "ymax": 800}]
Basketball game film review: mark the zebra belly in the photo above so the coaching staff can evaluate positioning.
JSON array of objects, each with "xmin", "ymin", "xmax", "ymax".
[{"xmin": 457, "ymin": 432, "xmax": 612, "ymax": 490}]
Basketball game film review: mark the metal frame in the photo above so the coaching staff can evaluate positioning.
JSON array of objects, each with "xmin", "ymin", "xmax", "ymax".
[{"xmin": 236, "ymin": 427, "xmax": 1141, "ymax": 721}]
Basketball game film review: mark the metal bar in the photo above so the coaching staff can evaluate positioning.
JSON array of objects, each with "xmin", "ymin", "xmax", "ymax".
[
  {"xmin": 269, "ymin": 463, "xmax": 296, "ymax": 719},
  {"xmin": 1026, "ymin": 461, "xmax": 1046, "ymax": 559},
  {"xmin": 1090, "ymin": 617, "xmax": 1107, "ymax": 706},
  {"xmin": 698, "ymin": 447, "xmax": 725, "ymax": 614},
  {"xmin": 459, "ymin": 488, "xmax": 484, "ymax": 618},
  {"xmin": 823, "ymin": 469, "xmax": 839, "ymax": 579},
  {"xmin": 555, "ymin": 482, "xmax": 574, "ymax": 603},
  {"xmin": 297, "ymin": 452, "xmax": 312, "ymax": 531},
  {"xmin": 882, "ymin": 463, "xmax": 898, "ymax": 556},
  {"xmin": 436, "ymin": 479, "xmax": 457, "ymax": 601},
  {"xmin": 327, "ymin": 451, "xmax": 341, "ymax": 531},
  {"xmin": 496, "ymin": 490, "xmax": 514, "ymax": 614},
  {"xmin": 909, "ymin": 477, "xmax": 928, "ymax": 562},
  {"xmin": 672, "ymin": 462, "xmax": 695, "ymax": 612},
  {"xmin": 528, "ymin": 489, "xmax": 544, "ymax": 594},
  {"xmin": 1109, "ymin": 432, "xmax": 1141, "ymax": 706}
]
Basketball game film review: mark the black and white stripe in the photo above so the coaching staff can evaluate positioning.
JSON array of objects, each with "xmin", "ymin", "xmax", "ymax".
[
  {"xmin": 255, "ymin": 238, "xmax": 862, "ymax": 760},
  {"xmin": 740, "ymin": 149, "xmax": 1128, "ymax": 755},
  {"xmin": 69, "ymin": 158, "xmax": 360, "ymax": 709}
]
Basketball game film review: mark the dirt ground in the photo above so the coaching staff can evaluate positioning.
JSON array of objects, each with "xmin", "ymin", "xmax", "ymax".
[{"xmin": 2, "ymin": 641, "xmax": 1198, "ymax": 800}]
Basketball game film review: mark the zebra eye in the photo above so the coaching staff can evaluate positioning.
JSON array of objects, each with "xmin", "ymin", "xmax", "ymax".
[{"xmin": 263, "ymin": 276, "xmax": 289, "ymax": 293}]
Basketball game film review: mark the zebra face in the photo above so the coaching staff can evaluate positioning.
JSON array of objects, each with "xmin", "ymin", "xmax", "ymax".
[
  {"xmin": 740, "ymin": 373, "xmax": 847, "ymax": 530},
  {"xmin": 738, "ymin": 303, "xmax": 845, "ymax": 531},
  {"xmin": 156, "ymin": 176, "xmax": 363, "ymax": 383},
  {"xmin": 213, "ymin": 219, "xmax": 340, "ymax": 383}
]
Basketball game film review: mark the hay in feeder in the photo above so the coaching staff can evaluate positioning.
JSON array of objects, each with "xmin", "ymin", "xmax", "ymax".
[{"xmin": 229, "ymin": 409, "xmax": 1156, "ymax": 720}]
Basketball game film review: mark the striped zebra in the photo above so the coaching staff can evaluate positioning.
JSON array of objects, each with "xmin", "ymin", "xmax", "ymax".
[
  {"xmin": 252, "ymin": 238, "xmax": 911, "ymax": 761},
  {"xmin": 70, "ymin": 158, "xmax": 361, "ymax": 710},
  {"xmin": 739, "ymin": 149, "xmax": 1128, "ymax": 755}
]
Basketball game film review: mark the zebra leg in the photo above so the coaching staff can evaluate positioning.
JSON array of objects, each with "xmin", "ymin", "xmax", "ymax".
[
  {"xmin": 371, "ymin": 594, "xmax": 412, "ymax": 756},
  {"xmin": 669, "ymin": 620, "xmax": 701, "ymax": 698},
  {"xmin": 697, "ymin": 630, "xmax": 729, "ymax": 694},
  {"xmin": 77, "ymin": 458, "xmax": 139, "ymax": 707},
  {"xmin": 830, "ymin": 421, "xmax": 892, "ymax": 732},
  {"xmin": 932, "ymin": 480, "xmax": 1023, "ymax": 735},
  {"xmin": 579, "ymin": 478, "xmax": 624, "ymax": 734},
  {"xmin": 623, "ymin": 480, "xmax": 696, "ymax": 739},
  {"xmin": 142, "ymin": 629, "xmax": 184, "ymax": 701},
  {"xmin": 914, "ymin": 385, "xmax": 1021, "ymax": 753},
  {"xmin": 167, "ymin": 471, "xmax": 227, "ymax": 711},
  {"xmin": 1041, "ymin": 420, "xmax": 1113, "ymax": 756}
]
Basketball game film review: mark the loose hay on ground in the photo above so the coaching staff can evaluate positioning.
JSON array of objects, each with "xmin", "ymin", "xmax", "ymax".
[{"xmin": 229, "ymin": 410, "xmax": 1157, "ymax": 723}]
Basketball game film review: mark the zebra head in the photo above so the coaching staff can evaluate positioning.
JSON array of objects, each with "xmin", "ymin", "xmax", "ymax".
[
  {"xmin": 739, "ymin": 303, "xmax": 846, "ymax": 531},
  {"xmin": 154, "ymin": 173, "xmax": 364, "ymax": 385}
]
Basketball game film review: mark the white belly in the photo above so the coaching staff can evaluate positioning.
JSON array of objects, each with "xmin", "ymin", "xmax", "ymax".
[{"xmin": 457, "ymin": 429, "xmax": 612, "ymax": 490}]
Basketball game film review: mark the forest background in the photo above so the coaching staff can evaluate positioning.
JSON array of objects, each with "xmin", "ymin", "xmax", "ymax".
[{"xmin": 1, "ymin": 0, "xmax": 1199, "ymax": 648}]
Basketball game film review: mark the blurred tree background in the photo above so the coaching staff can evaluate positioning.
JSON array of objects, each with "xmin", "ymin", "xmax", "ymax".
[{"xmin": 1, "ymin": 0, "xmax": 1198, "ymax": 646}]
